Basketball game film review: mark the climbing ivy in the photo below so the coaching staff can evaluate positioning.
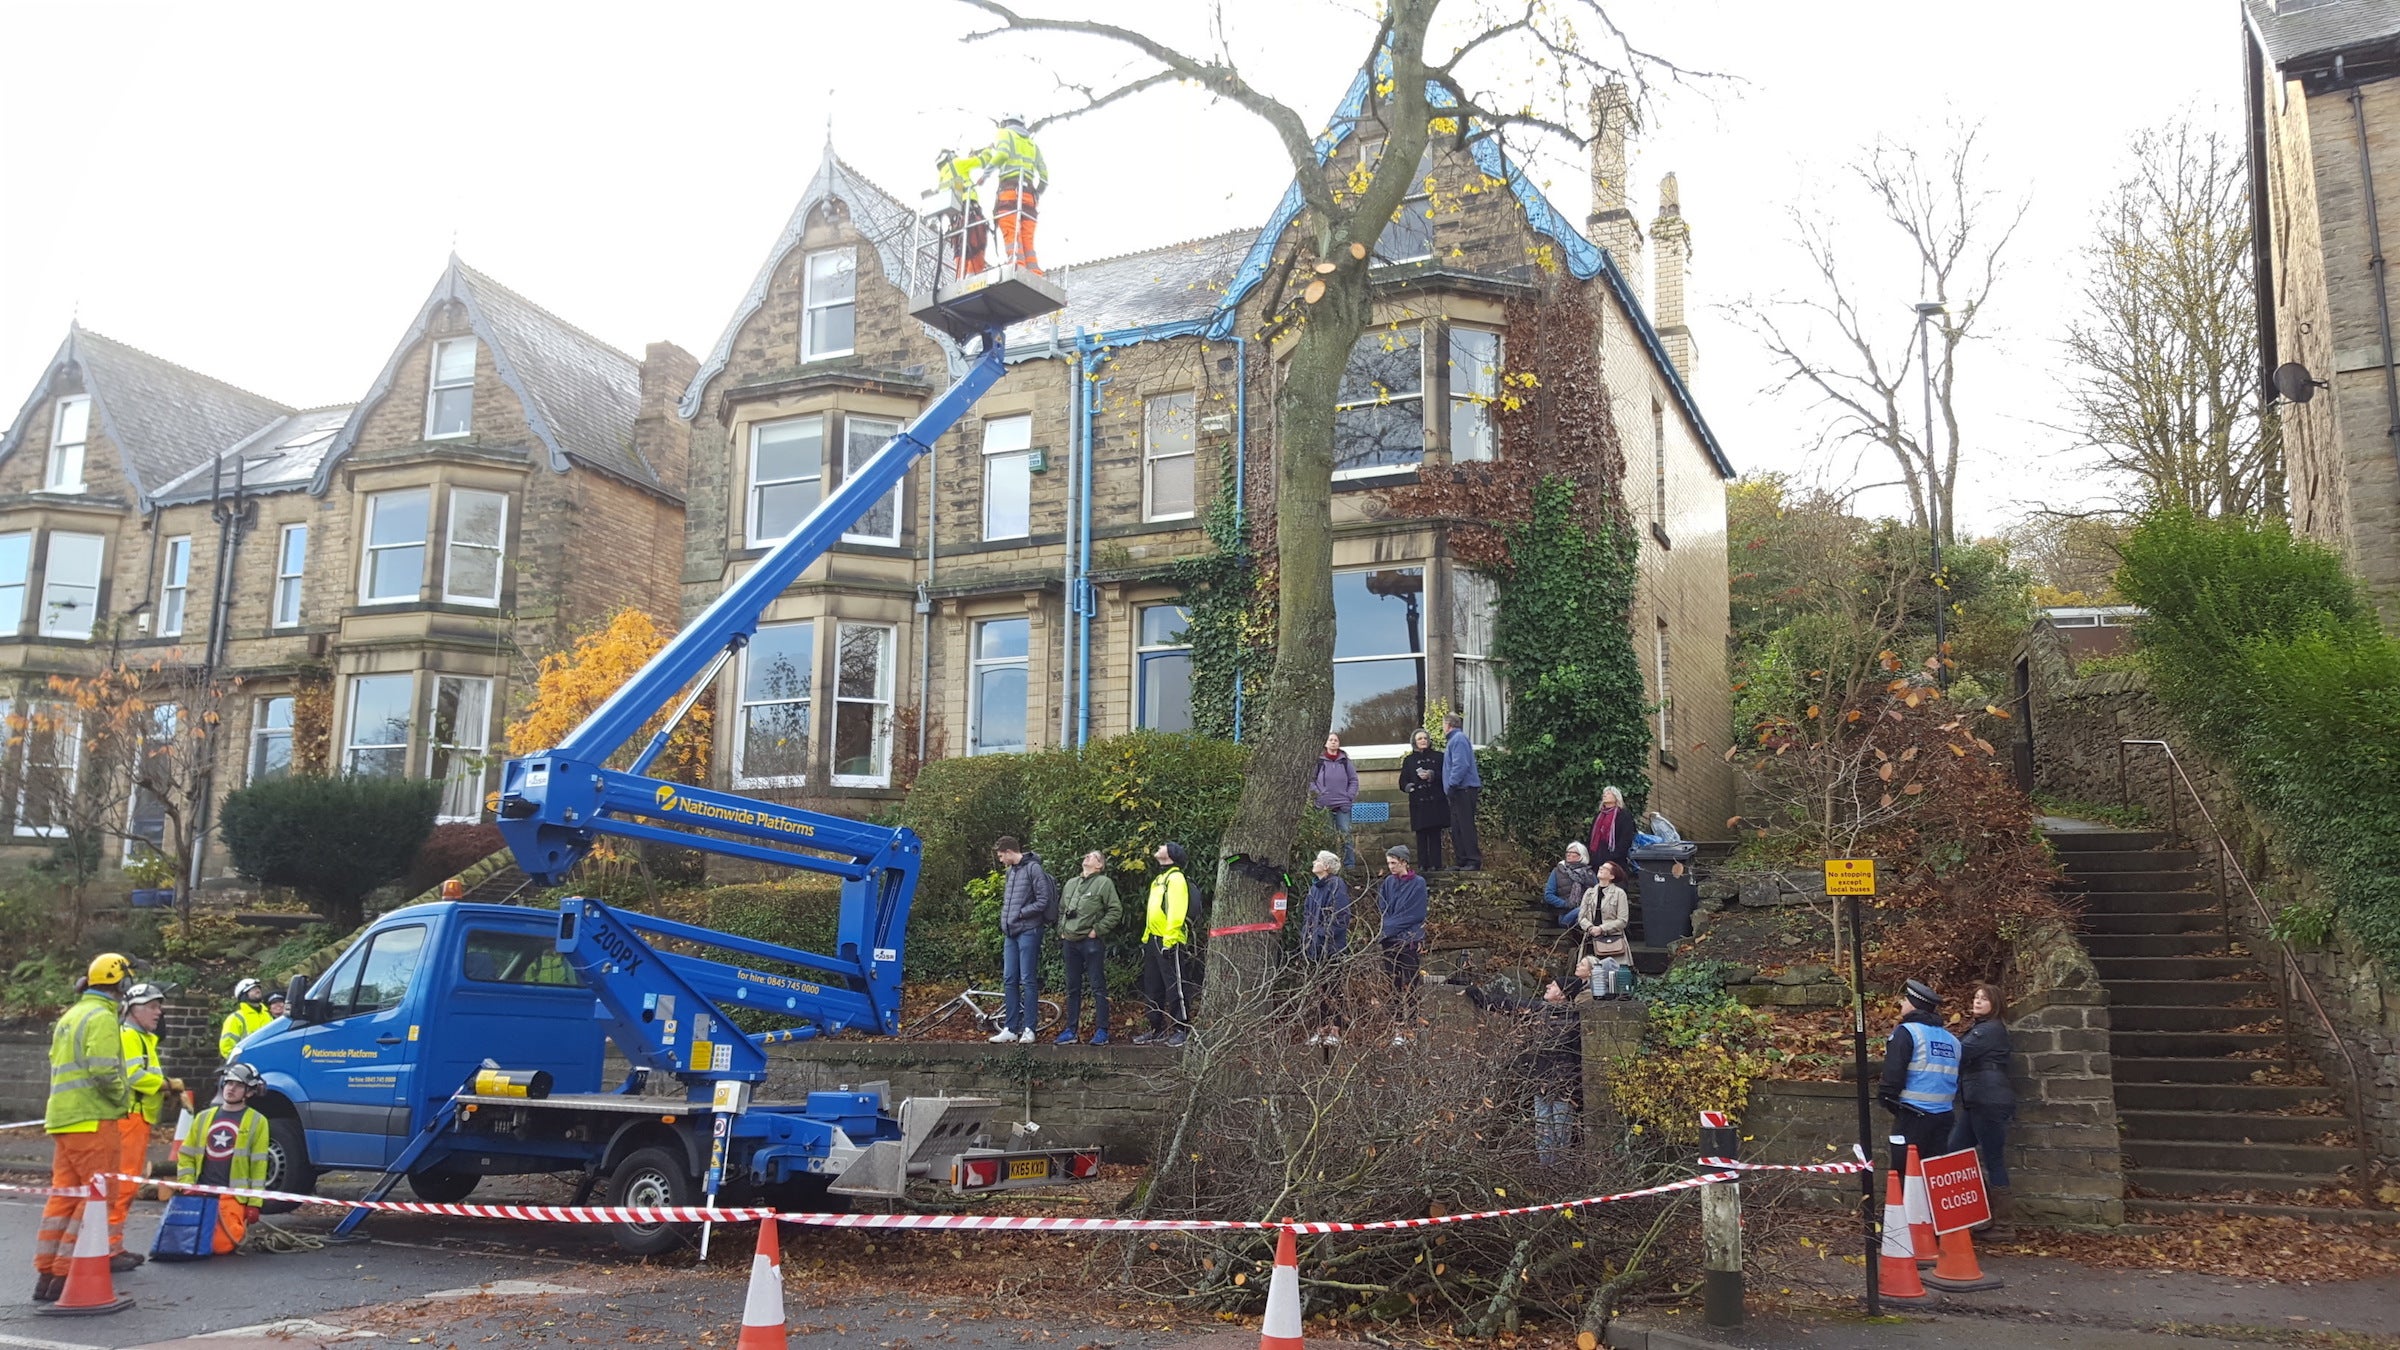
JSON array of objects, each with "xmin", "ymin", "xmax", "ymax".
[{"xmin": 1169, "ymin": 464, "xmax": 1272, "ymax": 740}]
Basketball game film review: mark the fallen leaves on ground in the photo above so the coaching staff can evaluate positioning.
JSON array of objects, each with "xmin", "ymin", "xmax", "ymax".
[{"xmin": 1987, "ymin": 1215, "xmax": 2400, "ymax": 1281}]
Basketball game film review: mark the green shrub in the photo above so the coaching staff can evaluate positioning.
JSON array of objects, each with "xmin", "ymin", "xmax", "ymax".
[
  {"xmin": 2118, "ymin": 512, "xmax": 2400, "ymax": 965},
  {"xmin": 220, "ymin": 775, "xmax": 441, "ymax": 928},
  {"xmin": 894, "ymin": 754, "xmax": 1031, "ymax": 914}
]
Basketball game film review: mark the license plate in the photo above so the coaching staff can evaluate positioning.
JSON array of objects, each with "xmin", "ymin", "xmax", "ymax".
[{"xmin": 1007, "ymin": 1157, "xmax": 1050, "ymax": 1181}]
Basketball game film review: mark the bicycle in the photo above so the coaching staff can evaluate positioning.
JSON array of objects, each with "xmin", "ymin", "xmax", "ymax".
[{"xmin": 899, "ymin": 987, "xmax": 1063, "ymax": 1040}]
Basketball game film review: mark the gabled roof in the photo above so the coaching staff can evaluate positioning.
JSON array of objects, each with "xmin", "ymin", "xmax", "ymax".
[
  {"xmin": 2245, "ymin": 0, "xmax": 2400, "ymax": 68},
  {"xmin": 1001, "ymin": 230, "xmax": 1257, "ymax": 350},
  {"xmin": 681, "ymin": 150, "xmax": 948, "ymax": 418},
  {"xmin": 0, "ymin": 326, "xmax": 292, "ymax": 507},
  {"xmin": 314, "ymin": 257, "xmax": 660, "ymax": 495},
  {"xmin": 150, "ymin": 405, "xmax": 353, "ymax": 506}
]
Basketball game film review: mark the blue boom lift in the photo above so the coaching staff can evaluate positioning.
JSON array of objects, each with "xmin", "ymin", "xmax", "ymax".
[{"xmin": 232, "ymin": 245, "xmax": 1077, "ymax": 1253}]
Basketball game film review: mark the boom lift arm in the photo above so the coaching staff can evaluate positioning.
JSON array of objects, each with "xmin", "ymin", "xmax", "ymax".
[{"xmin": 496, "ymin": 331, "xmax": 1011, "ymax": 1040}]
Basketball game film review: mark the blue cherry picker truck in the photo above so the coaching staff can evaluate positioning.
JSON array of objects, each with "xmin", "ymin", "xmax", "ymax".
[{"xmin": 230, "ymin": 238, "xmax": 1083, "ymax": 1254}]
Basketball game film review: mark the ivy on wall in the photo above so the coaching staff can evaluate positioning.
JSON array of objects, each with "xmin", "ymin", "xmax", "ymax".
[{"xmin": 1169, "ymin": 464, "xmax": 1274, "ymax": 740}]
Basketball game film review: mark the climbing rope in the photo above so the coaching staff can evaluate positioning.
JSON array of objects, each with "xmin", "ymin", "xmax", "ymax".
[{"xmin": 245, "ymin": 1221, "xmax": 328, "ymax": 1255}]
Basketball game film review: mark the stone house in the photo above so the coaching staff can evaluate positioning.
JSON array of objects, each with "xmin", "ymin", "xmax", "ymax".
[
  {"xmin": 678, "ymin": 80, "xmax": 1737, "ymax": 832},
  {"xmin": 0, "ymin": 259, "xmax": 692, "ymax": 872},
  {"xmin": 2248, "ymin": 0, "xmax": 2400, "ymax": 626}
]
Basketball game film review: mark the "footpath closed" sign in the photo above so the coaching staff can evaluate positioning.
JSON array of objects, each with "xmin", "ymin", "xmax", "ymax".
[{"xmin": 1921, "ymin": 1147, "xmax": 1991, "ymax": 1234}]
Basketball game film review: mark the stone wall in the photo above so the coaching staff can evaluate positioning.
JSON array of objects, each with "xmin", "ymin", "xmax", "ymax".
[
  {"xmin": 2019, "ymin": 624, "xmax": 2400, "ymax": 1162},
  {"xmin": 1741, "ymin": 923, "xmax": 2123, "ymax": 1226},
  {"xmin": 760, "ymin": 1039, "xmax": 1178, "ymax": 1163},
  {"xmin": 0, "ymin": 997, "xmax": 220, "ymax": 1125}
]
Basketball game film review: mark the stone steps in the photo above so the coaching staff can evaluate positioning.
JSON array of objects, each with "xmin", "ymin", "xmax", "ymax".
[
  {"xmin": 2068, "ymin": 870, "xmax": 2220, "ymax": 895},
  {"xmin": 2128, "ymin": 1167, "xmax": 2361, "ymax": 1195},
  {"xmin": 2108, "ymin": 1004, "xmax": 2282, "ymax": 1032},
  {"xmin": 2108, "ymin": 1030, "xmax": 2288, "ymax": 1059},
  {"xmin": 2110, "ymin": 1055, "xmax": 2308, "ymax": 1084},
  {"xmin": 2114, "ymin": 1080, "xmax": 2331, "ymax": 1111},
  {"xmin": 2063, "ymin": 849, "xmax": 2200, "ymax": 873},
  {"xmin": 2117, "ymin": 1109, "xmax": 2348, "ymax": 1144},
  {"xmin": 2091, "ymin": 955, "xmax": 2262, "ymax": 982},
  {"xmin": 2126, "ymin": 1197, "xmax": 2400, "ymax": 1227},
  {"xmin": 2123, "ymin": 1136, "xmax": 2358, "ymax": 1176},
  {"xmin": 2078, "ymin": 911, "xmax": 2227, "ymax": 936},
  {"xmin": 2102, "ymin": 979, "xmax": 2275, "ymax": 1007},
  {"xmin": 2079, "ymin": 932, "xmax": 2233, "ymax": 958}
]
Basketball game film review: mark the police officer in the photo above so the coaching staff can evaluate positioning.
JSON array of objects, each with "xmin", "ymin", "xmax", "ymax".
[
  {"xmin": 34, "ymin": 954, "xmax": 133, "ymax": 1302},
  {"xmin": 219, "ymin": 979, "xmax": 274, "ymax": 1061},
  {"xmin": 1877, "ymin": 978, "xmax": 1959, "ymax": 1162},
  {"xmin": 111, "ymin": 983, "xmax": 182, "ymax": 1268}
]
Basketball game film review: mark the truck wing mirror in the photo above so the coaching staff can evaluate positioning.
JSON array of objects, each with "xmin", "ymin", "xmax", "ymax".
[{"xmin": 285, "ymin": 974, "xmax": 315, "ymax": 1026}]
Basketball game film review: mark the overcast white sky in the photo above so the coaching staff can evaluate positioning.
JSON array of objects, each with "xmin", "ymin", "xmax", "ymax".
[{"xmin": 0, "ymin": 1, "xmax": 2238, "ymax": 534}]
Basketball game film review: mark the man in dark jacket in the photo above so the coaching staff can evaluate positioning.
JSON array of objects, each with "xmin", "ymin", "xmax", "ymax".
[
  {"xmin": 1468, "ymin": 974, "xmax": 1587, "ymax": 1163},
  {"xmin": 1379, "ymin": 846, "xmax": 1430, "ymax": 1046},
  {"xmin": 1442, "ymin": 713, "xmax": 1482, "ymax": 869},
  {"xmin": 1054, "ymin": 851, "xmax": 1121, "ymax": 1045},
  {"xmin": 1877, "ymin": 978, "xmax": 1960, "ymax": 1162},
  {"xmin": 992, "ymin": 837, "xmax": 1056, "ymax": 1044},
  {"xmin": 1311, "ymin": 733, "xmax": 1361, "ymax": 867}
]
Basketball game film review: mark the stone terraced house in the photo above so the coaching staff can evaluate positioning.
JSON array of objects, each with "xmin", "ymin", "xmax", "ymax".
[
  {"xmin": 679, "ymin": 80, "xmax": 1738, "ymax": 832},
  {"xmin": 0, "ymin": 259, "xmax": 693, "ymax": 873}
]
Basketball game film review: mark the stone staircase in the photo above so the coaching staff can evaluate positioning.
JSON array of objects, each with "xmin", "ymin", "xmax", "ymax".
[{"xmin": 2054, "ymin": 824, "xmax": 2364, "ymax": 1203}]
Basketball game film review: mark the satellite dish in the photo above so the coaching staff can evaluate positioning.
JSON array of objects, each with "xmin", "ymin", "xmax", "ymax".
[{"xmin": 2274, "ymin": 361, "xmax": 2325, "ymax": 405}]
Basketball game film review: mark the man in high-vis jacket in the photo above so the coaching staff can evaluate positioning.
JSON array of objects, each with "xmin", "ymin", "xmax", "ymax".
[
  {"xmin": 1134, "ymin": 842, "xmax": 1192, "ymax": 1048},
  {"xmin": 34, "ymin": 954, "xmax": 133, "ymax": 1302},
  {"xmin": 1877, "ymin": 978, "xmax": 1960, "ymax": 1162},
  {"xmin": 218, "ymin": 978, "xmax": 273, "ymax": 1061},
  {"xmin": 112, "ymin": 983, "xmax": 182, "ymax": 1264},
  {"xmin": 933, "ymin": 148, "xmax": 988, "ymax": 278},
  {"xmin": 176, "ymin": 1063, "xmax": 271, "ymax": 1256},
  {"xmin": 974, "ymin": 115, "xmax": 1047, "ymax": 271}
]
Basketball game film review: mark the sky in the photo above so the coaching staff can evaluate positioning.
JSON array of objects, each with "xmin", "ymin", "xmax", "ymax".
[{"xmin": 0, "ymin": 1, "xmax": 2242, "ymax": 535}]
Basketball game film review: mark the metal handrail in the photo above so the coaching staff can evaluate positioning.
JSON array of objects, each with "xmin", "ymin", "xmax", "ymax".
[{"xmin": 2116, "ymin": 739, "xmax": 2373, "ymax": 1171}]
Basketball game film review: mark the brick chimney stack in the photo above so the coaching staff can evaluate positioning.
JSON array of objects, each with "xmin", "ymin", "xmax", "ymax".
[
  {"xmin": 1588, "ymin": 82, "xmax": 1644, "ymax": 305},
  {"xmin": 634, "ymin": 341, "xmax": 700, "ymax": 495},
  {"xmin": 1651, "ymin": 172, "xmax": 1695, "ymax": 383}
]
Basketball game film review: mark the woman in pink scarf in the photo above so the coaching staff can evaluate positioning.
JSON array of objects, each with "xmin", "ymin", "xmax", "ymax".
[{"xmin": 1587, "ymin": 785, "xmax": 1635, "ymax": 877}]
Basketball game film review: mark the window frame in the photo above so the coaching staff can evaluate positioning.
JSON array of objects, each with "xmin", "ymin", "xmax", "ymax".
[
  {"xmin": 37, "ymin": 531, "xmax": 105, "ymax": 640},
  {"xmin": 249, "ymin": 695, "xmax": 294, "ymax": 785},
  {"xmin": 441, "ymin": 487, "xmax": 508, "ymax": 607},
  {"xmin": 1451, "ymin": 568, "xmax": 1505, "ymax": 745},
  {"xmin": 829, "ymin": 621, "xmax": 896, "ymax": 788},
  {"xmin": 11, "ymin": 699, "xmax": 79, "ymax": 839},
  {"xmin": 0, "ymin": 531, "xmax": 33, "ymax": 635},
  {"xmin": 123, "ymin": 703, "xmax": 177, "ymax": 861},
  {"xmin": 425, "ymin": 337, "xmax": 477, "ymax": 440},
  {"xmin": 360, "ymin": 488, "xmax": 431, "ymax": 606},
  {"xmin": 1328, "ymin": 566, "xmax": 1428, "ymax": 756},
  {"xmin": 45, "ymin": 396, "xmax": 90, "ymax": 492},
  {"xmin": 342, "ymin": 672, "xmax": 415, "ymax": 778},
  {"xmin": 747, "ymin": 414, "xmax": 825, "ymax": 548},
  {"xmin": 981, "ymin": 415, "xmax": 1033, "ymax": 541},
  {"xmin": 1136, "ymin": 604, "xmax": 1195, "ymax": 734},
  {"xmin": 427, "ymin": 674, "xmax": 492, "ymax": 822},
  {"xmin": 1360, "ymin": 138, "xmax": 1436, "ymax": 265},
  {"xmin": 968, "ymin": 616, "xmax": 1031, "ymax": 757},
  {"xmin": 1447, "ymin": 327, "xmax": 1502, "ymax": 464},
  {"xmin": 1331, "ymin": 325, "xmax": 1426, "ymax": 480},
  {"xmin": 1654, "ymin": 616, "xmax": 1675, "ymax": 752},
  {"xmin": 1142, "ymin": 392, "xmax": 1198, "ymax": 522},
  {"xmin": 273, "ymin": 523, "xmax": 307, "ymax": 628},
  {"xmin": 839, "ymin": 414, "xmax": 905, "ymax": 546},
  {"xmin": 157, "ymin": 535, "xmax": 191, "ymax": 638},
  {"xmin": 733, "ymin": 619, "xmax": 816, "ymax": 788},
  {"xmin": 801, "ymin": 248, "xmax": 858, "ymax": 362}
]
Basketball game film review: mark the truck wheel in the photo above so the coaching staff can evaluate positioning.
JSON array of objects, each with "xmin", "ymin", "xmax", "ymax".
[
  {"xmin": 261, "ymin": 1113, "xmax": 314, "ymax": 1215},
  {"xmin": 407, "ymin": 1168, "xmax": 480, "ymax": 1203},
  {"xmin": 606, "ymin": 1146, "xmax": 696, "ymax": 1255}
]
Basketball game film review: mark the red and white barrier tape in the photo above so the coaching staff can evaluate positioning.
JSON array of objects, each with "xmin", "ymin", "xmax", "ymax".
[
  {"xmin": 113, "ymin": 1174, "xmax": 775, "ymax": 1223},
  {"xmin": 1, "ymin": 1118, "xmax": 45, "ymax": 1132},
  {"xmin": 777, "ymin": 1212, "xmax": 1273, "ymax": 1232},
  {"xmin": 1281, "ymin": 1171, "xmax": 1736, "ymax": 1234},
  {"xmin": 0, "ymin": 1178, "xmax": 98, "ymax": 1199},
  {"xmin": 1694, "ymin": 1157, "xmax": 1872, "ymax": 1176}
]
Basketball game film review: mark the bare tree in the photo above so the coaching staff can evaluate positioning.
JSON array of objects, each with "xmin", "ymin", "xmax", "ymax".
[
  {"xmin": 2062, "ymin": 118, "xmax": 2282, "ymax": 519},
  {"xmin": 958, "ymin": 1, "xmax": 1690, "ymax": 1013},
  {"xmin": 1745, "ymin": 124, "xmax": 2026, "ymax": 546}
]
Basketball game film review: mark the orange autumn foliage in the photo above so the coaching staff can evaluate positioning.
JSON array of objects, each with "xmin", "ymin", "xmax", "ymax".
[{"xmin": 507, "ymin": 609, "xmax": 711, "ymax": 785}]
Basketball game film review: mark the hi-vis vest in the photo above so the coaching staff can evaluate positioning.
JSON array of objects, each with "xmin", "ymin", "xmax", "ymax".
[
  {"xmin": 1145, "ymin": 869, "xmax": 1190, "ymax": 949},
  {"xmin": 981, "ymin": 127, "xmax": 1048, "ymax": 192},
  {"xmin": 121, "ymin": 1024, "xmax": 168, "ymax": 1125},
  {"xmin": 1899, "ymin": 1021, "xmax": 1961, "ymax": 1114},
  {"xmin": 46, "ymin": 992, "xmax": 129, "ymax": 1133},
  {"xmin": 220, "ymin": 1002, "xmax": 274, "ymax": 1060}
]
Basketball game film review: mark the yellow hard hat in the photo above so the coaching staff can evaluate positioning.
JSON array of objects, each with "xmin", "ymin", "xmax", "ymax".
[{"xmin": 87, "ymin": 952, "xmax": 132, "ymax": 986}]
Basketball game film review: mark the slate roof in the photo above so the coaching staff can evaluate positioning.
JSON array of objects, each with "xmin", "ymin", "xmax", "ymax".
[
  {"xmin": 0, "ymin": 326, "xmax": 292, "ymax": 506},
  {"xmin": 150, "ymin": 405, "xmax": 354, "ymax": 506},
  {"xmin": 315, "ymin": 257, "xmax": 660, "ymax": 496},
  {"xmin": 1000, "ymin": 230, "xmax": 1256, "ymax": 350},
  {"xmin": 681, "ymin": 150, "xmax": 941, "ymax": 418},
  {"xmin": 2246, "ymin": 0, "xmax": 2400, "ymax": 67}
]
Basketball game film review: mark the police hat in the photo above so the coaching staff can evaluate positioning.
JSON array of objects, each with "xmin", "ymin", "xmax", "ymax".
[{"xmin": 1904, "ymin": 979, "xmax": 1940, "ymax": 1010}]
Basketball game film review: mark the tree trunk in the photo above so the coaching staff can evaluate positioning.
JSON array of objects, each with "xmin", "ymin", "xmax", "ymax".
[{"xmin": 1200, "ymin": 256, "xmax": 1375, "ymax": 1018}]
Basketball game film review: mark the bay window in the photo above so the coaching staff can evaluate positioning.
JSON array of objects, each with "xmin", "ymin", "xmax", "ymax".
[
  {"xmin": 1452, "ymin": 568, "xmax": 1504, "ymax": 743},
  {"xmin": 343, "ymin": 673, "xmax": 413, "ymax": 777},
  {"xmin": 13, "ymin": 700, "xmax": 78, "ymax": 838},
  {"xmin": 1330, "ymin": 567, "xmax": 1425, "ymax": 751},
  {"xmin": 361, "ymin": 488, "xmax": 429, "ymax": 604},
  {"xmin": 749, "ymin": 416, "xmax": 824, "ymax": 547},
  {"xmin": 250, "ymin": 695, "xmax": 294, "ymax": 783},
  {"xmin": 1448, "ymin": 328, "xmax": 1501, "ymax": 462},
  {"xmin": 37, "ymin": 532, "xmax": 104, "ymax": 639},
  {"xmin": 830, "ymin": 623, "xmax": 894, "ymax": 787},
  {"xmin": 443, "ymin": 488, "xmax": 507, "ymax": 605},
  {"xmin": 429, "ymin": 675, "xmax": 492, "ymax": 821},
  {"xmin": 840, "ymin": 415, "xmax": 904, "ymax": 545},
  {"xmin": 735, "ymin": 620, "xmax": 814, "ymax": 786},
  {"xmin": 1332, "ymin": 326, "xmax": 1424, "ymax": 478},
  {"xmin": 0, "ymin": 532, "xmax": 30, "ymax": 633}
]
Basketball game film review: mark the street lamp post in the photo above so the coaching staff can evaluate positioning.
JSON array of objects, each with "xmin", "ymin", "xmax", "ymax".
[{"xmin": 1913, "ymin": 301, "xmax": 1948, "ymax": 690}]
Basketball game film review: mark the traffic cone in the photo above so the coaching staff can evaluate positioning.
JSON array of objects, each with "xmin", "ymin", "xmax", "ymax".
[
  {"xmin": 1902, "ymin": 1146, "xmax": 1938, "ymax": 1266},
  {"xmin": 1259, "ymin": 1225, "xmax": 1304, "ymax": 1349},
  {"xmin": 40, "ymin": 1180, "xmax": 133, "ymax": 1317},
  {"xmin": 1876, "ymin": 1162, "xmax": 1928, "ymax": 1301},
  {"xmin": 1922, "ymin": 1223, "xmax": 2003, "ymax": 1292},
  {"xmin": 735, "ymin": 1216, "xmax": 785, "ymax": 1349}
]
